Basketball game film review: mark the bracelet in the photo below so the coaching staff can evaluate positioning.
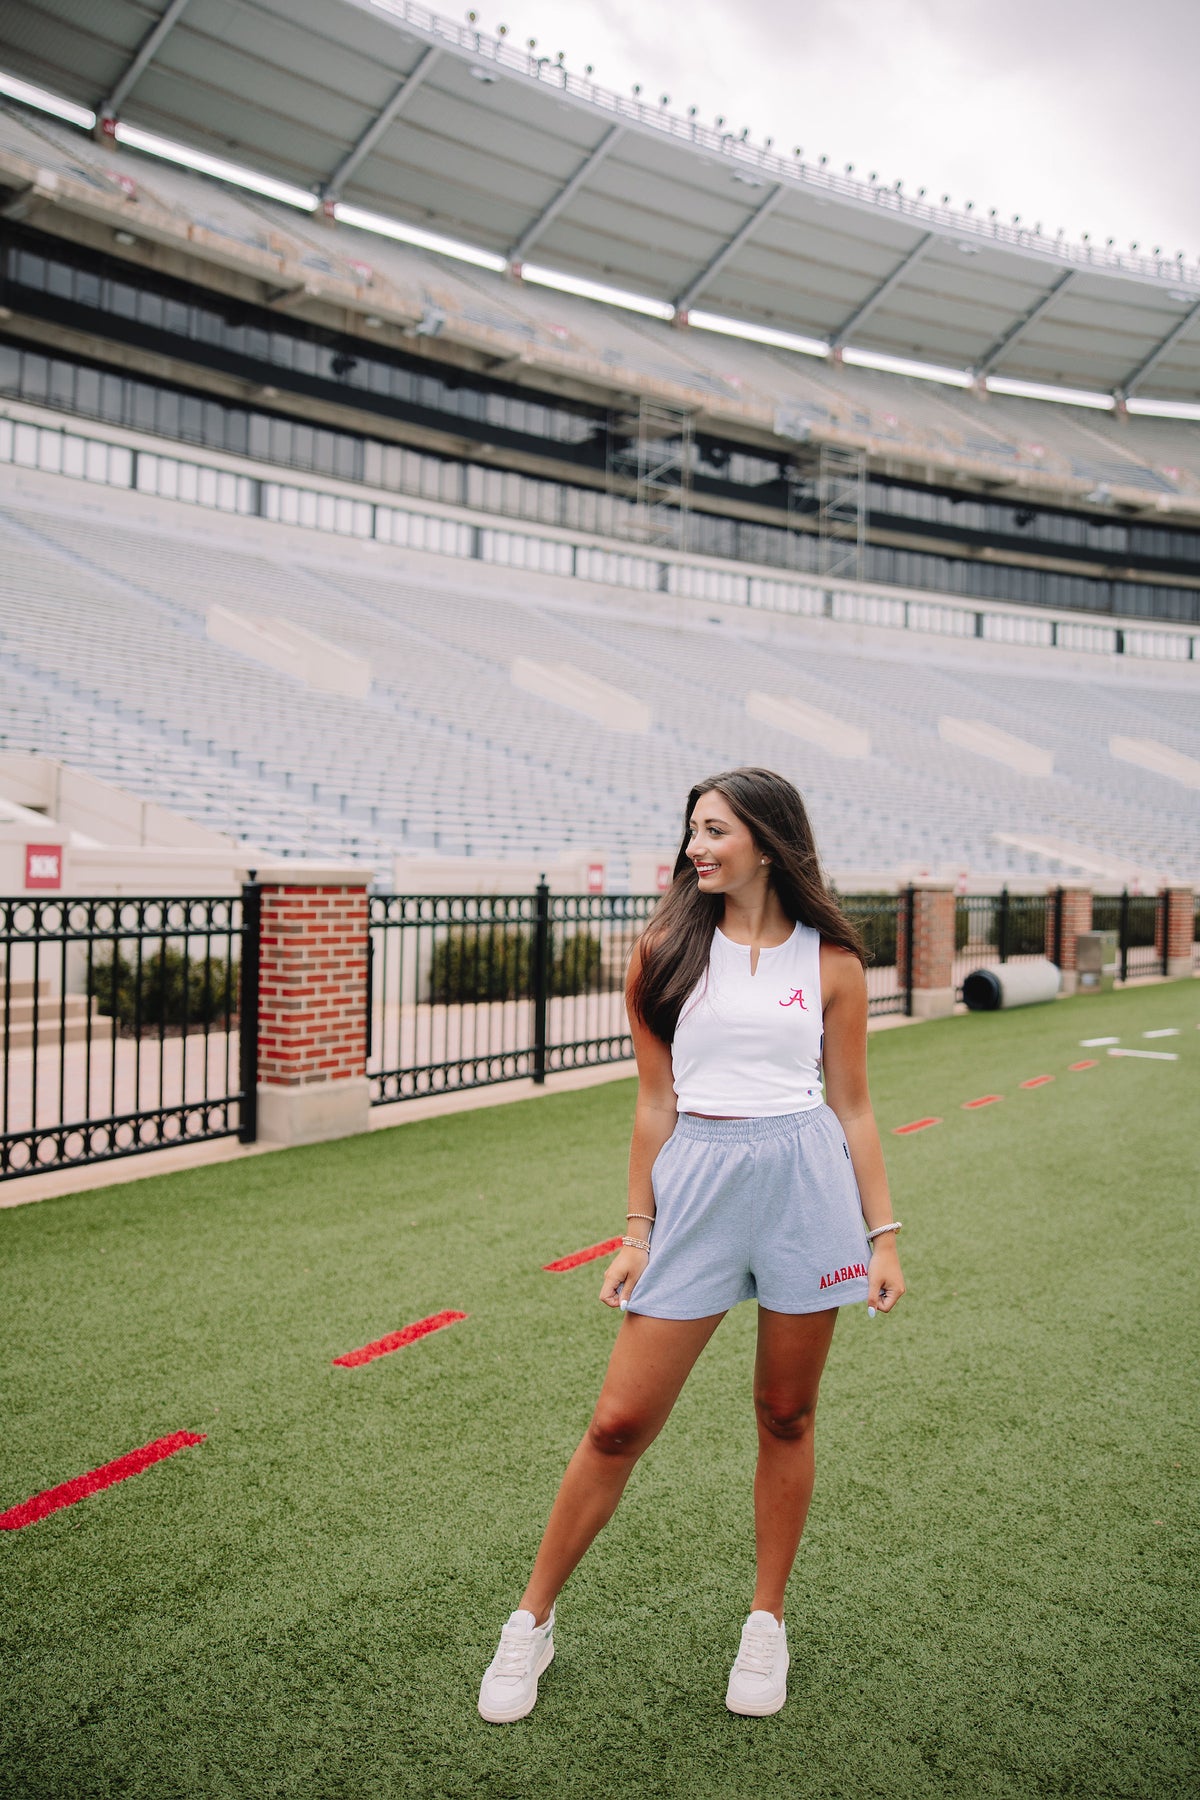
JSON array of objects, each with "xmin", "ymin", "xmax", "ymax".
[
  {"xmin": 626, "ymin": 1212, "xmax": 656, "ymax": 1224},
  {"xmin": 865, "ymin": 1221, "xmax": 902, "ymax": 1242},
  {"xmin": 621, "ymin": 1235, "xmax": 651, "ymax": 1254}
]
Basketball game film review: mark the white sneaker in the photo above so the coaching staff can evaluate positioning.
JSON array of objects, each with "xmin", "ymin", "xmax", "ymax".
[
  {"xmin": 477, "ymin": 1607, "xmax": 556, "ymax": 1722},
  {"xmin": 725, "ymin": 1610, "xmax": 789, "ymax": 1716}
]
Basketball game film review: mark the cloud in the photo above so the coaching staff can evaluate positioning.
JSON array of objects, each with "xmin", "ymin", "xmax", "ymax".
[{"xmin": 504, "ymin": 0, "xmax": 1198, "ymax": 253}]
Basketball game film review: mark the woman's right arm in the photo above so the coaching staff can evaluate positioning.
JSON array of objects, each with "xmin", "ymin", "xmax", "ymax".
[{"xmin": 598, "ymin": 937, "xmax": 678, "ymax": 1309}]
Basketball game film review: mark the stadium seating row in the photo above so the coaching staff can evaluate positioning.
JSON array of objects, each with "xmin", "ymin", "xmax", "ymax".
[{"xmin": 0, "ymin": 479, "xmax": 1196, "ymax": 883}]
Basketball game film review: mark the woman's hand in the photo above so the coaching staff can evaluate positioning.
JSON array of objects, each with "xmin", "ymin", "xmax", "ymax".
[
  {"xmin": 867, "ymin": 1239, "xmax": 905, "ymax": 1314},
  {"xmin": 600, "ymin": 1246, "xmax": 649, "ymax": 1309}
]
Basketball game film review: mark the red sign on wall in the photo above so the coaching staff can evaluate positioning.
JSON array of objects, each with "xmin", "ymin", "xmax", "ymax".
[
  {"xmin": 25, "ymin": 845, "xmax": 63, "ymax": 890},
  {"xmin": 586, "ymin": 862, "xmax": 605, "ymax": 894},
  {"xmin": 657, "ymin": 864, "xmax": 673, "ymax": 891}
]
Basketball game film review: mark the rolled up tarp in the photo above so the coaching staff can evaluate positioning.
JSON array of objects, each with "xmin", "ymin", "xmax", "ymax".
[{"xmin": 962, "ymin": 958, "xmax": 1061, "ymax": 1011}]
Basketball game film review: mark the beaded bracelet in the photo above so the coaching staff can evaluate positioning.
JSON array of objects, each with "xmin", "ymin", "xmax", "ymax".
[
  {"xmin": 621, "ymin": 1234, "xmax": 651, "ymax": 1254},
  {"xmin": 626, "ymin": 1212, "xmax": 656, "ymax": 1225},
  {"xmin": 865, "ymin": 1221, "xmax": 903, "ymax": 1242}
]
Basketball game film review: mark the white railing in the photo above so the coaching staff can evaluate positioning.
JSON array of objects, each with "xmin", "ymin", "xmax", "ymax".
[{"xmin": 370, "ymin": 0, "xmax": 1200, "ymax": 293}]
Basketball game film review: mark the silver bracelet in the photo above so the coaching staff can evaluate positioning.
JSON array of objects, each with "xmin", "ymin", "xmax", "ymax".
[
  {"xmin": 621, "ymin": 1234, "xmax": 651, "ymax": 1254},
  {"xmin": 865, "ymin": 1221, "xmax": 902, "ymax": 1242}
]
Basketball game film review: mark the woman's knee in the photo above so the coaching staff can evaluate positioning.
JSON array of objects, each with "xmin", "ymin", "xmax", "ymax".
[
  {"xmin": 754, "ymin": 1389, "xmax": 819, "ymax": 1442},
  {"xmin": 586, "ymin": 1404, "xmax": 656, "ymax": 1459}
]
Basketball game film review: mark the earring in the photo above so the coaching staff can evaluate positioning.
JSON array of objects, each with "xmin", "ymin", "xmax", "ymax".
[{"xmin": 760, "ymin": 858, "xmax": 769, "ymax": 865}]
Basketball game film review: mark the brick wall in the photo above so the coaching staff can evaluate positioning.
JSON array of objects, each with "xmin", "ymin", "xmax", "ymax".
[
  {"xmin": 897, "ymin": 883, "xmax": 955, "ymax": 1016},
  {"xmin": 1045, "ymin": 886, "xmax": 1092, "ymax": 971},
  {"xmin": 257, "ymin": 883, "xmax": 368, "ymax": 1089},
  {"xmin": 1159, "ymin": 885, "xmax": 1197, "ymax": 976}
]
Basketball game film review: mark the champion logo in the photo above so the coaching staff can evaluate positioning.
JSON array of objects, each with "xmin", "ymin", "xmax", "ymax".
[
  {"xmin": 780, "ymin": 987, "xmax": 808, "ymax": 1010},
  {"xmin": 818, "ymin": 1262, "xmax": 868, "ymax": 1290}
]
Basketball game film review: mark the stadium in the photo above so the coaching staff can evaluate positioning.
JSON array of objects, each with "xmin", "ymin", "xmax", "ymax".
[{"xmin": 0, "ymin": 4, "xmax": 1196, "ymax": 1796}]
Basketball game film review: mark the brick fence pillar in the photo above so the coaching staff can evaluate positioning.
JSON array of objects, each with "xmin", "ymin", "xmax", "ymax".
[
  {"xmin": 246, "ymin": 862, "xmax": 370, "ymax": 1147},
  {"xmin": 1046, "ymin": 884, "xmax": 1092, "ymax": 995},
  {"xmin": 1158, "ymin": 885, "xmax": 1196, "ymax": 980},
  {"xmin": 898, "ymin": 881, "xmax": 956, "ymax": 1018}
]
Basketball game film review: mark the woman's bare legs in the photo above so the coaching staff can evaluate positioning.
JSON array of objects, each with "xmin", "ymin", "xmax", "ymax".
[
  {"xmin": 750, "ymin": 1305, "xmax": 839, "ymax": 1622},
  {"xmin": 519, "ymin": 1309, "xmax": 725, "ymax": 1625}
]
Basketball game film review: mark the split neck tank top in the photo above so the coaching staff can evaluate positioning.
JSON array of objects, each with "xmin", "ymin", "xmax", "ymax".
[{"xmin": 670, "ymin": 920, "xmax": 824, "ymax": 1117}]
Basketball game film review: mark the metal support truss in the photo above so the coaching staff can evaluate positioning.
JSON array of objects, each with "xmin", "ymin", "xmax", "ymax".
[
  {"xmin": 816, "ymin": 442, "xmax": 867, "ymax": 582},
  {"xmin": 972, "ymin": 270, "xmax": 1077, "ymax": 377},
  {"xmin": 1118, "ymin": 298, "xmax": 1200, "ymax": 396},
  {"xmin": 320, "ymin": 46, "xmax": 441, "ymax": 203},
  {"xmin": 829, "ymin": 233, "xmax": 934, "ymax": 349},
  {"xmin": 101, "ymin": 0, "xmax": 193, "ymax": 119},
  {"xmin": 674, "ymin": 185, "xmax": 783, "ymax": 314},
  {"xmin": 607, "ymin": 399, "xmax": 694, "ymax": 551},
  {"xmin": 508, "ymin": 126, "xmax": 624, "ymax": 267}
]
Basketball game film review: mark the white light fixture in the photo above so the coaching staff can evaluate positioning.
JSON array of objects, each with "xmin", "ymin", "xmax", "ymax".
[
  {"xmin": 688, "ymin": 310, "xmax": 828, "ymax": 359},
  {"xmin": 987, "ymin": 374, "xmax": 1115, "ymax": 410},
  {"xmin": 842, "ymin": 346, "xmax": 971, "ymax": 387},
  {"xmin": 0, "ymin": 68, "xmax": 95, "ymax": 130},
  {"xmin": 334, "ymin": 201, "xmax": 507, "ymax": 273},
  {"xmin": 1126, "ymin": 395, "xmax": 1200, "ymax": 420},
  {"xmin": 115, "ymin": 122, "xmax": 317, "ymax": 210},
  {"xmin": 521, "ymin": 263, "xmax": 675, "ymax": 320}
]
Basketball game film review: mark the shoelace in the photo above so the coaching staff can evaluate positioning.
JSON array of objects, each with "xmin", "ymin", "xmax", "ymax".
[
  {"xmin": 493, "ymin": 1629, "xmax": 540, "ymax": 1676},
  {"xmin": 734, "ymin": 1628, "xmax": 779, "ymax": 1678}
]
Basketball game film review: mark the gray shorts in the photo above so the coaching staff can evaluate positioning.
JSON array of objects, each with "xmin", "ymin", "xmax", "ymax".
[{"xmin": 625, "ymin": 1106, "xmax": 871, "ymax": 1320}]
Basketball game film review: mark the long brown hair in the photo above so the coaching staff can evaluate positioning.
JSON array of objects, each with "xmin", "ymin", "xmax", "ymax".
[{"xmin": 630, "ymin": 767, "xmax": 866, "ymax": 1043}]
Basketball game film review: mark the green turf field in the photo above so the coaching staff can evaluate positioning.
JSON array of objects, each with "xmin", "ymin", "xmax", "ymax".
[{"xmin": 2, "ymin": 980, "xmax": 1197, "ymax": 1800}]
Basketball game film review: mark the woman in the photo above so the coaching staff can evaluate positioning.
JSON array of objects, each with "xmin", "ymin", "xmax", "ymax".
[{"xmin": 478, "ymin": 767, "xmax": 905, "ymax": 1722}]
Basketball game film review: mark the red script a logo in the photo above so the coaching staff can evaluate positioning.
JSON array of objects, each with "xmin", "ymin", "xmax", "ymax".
[{"xmin": 779, "ymin": 988, "xmax": 807, "ymax": 1010}]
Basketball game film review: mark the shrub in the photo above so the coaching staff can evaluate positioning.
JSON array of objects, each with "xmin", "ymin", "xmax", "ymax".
[
  {"xmin": 428, "ymin": 926, "xmax": 532, "ymax": 1004},
  {"xmin": 838, "ymin": 894, "xmax": 899, "ymax": 969},
  {"xmin": 1092, "ymin": 894, "xmax": 1157, "ymax": 950},
  {"xmin": 552, "ymin": 930, "xmax": 604, "ymax": 996},
  {"xmin": 89, "ymin": 946, "xmax": 238, "ymax": 1031}
]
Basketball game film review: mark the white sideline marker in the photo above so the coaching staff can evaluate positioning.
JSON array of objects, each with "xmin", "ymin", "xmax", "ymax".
[
  {"xmin": 1107, "ymin": 1048, "xmax": 1179, "ymax": 1061},
  {"xmin": 1079, "ymin": 1037, "xmax": 1120, "ymax": 1047},
  {"xmin": 1143, "ymin": 1029, "xmax": 1180, "ymax": 1038}
]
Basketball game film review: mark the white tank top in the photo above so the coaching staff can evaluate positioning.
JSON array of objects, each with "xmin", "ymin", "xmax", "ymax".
[{"xmin": 671, "ymin": 921, "xmax": 825, "ymax": 1117}]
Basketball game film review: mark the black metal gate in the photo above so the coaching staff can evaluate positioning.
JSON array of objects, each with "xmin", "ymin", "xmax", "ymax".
[
  {"xmin": 366, "ymin": 887, "xmax": 658, "ymax": 1104},
  {"xmin": 1, "ymin": 894, "xmax": 248, "ymax": 1181}
]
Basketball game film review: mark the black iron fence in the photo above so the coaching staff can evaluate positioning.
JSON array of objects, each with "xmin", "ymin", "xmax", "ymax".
[
  {"xmin": 366, "ymin": 888, "xmax": 657, "ymax": 1104},
  {"xmin": 1091, "ymin": 891, "xmax": 1165, "ymax": 981},
  {"xmin": 8, "ymin": 882, "xmax": 1178, "ymax": 1180},
  {"xmin": 839, "ymin": 891, "xmax": 911, "ymax": 1017},
  {"xmin": 368, "ymin": 886, "xmax": 912, "ymax": 1106},
  {"xmin": 1, "ymin": 895, "xmax": 246, "ymax": 1182},
  {"xmin": 954, "ymin": 890, "xmax": 1049, "ymax": 999}
]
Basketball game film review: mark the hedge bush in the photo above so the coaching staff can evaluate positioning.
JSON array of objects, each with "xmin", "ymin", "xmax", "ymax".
[
  {"xmin": 427, "ymin": 926, "xmax": 607, "ymax": 1003},
  {"xmin": 428, "ymin": 927, "xmax": 532, "ymax": 1004},
  {"xmin": 88, "ymin": 946, "xmax": 239, "ymax": 1031},
  {"xmin": 552, "ymin": 930, "xmax": 604, "ymax": 996}
]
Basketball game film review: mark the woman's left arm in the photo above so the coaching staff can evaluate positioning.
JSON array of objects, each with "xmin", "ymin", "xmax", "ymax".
[{"xmin": 820, "ymin": 942, "xmax": 906, "ymax": 1314}]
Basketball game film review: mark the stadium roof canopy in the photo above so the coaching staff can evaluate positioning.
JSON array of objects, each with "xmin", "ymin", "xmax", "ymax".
[{"xmin": 3, "ymin": 0, "xmax": 1200, "ymax": 406}]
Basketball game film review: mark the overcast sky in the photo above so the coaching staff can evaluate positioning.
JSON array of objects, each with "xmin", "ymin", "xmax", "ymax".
[{"xmin": 492, "ymin": 0, "xmax": 1198, "ymax": 259}]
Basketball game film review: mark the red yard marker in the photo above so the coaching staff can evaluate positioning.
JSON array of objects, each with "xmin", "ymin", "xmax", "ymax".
[
  {"xmin": 543, "ymin": 1237, "xmax": 622, "ymax": 1273},
  {"xmin": 0, "ymin": 1431, "xmax": 206, "ymax": 1531},
  {"xmin": 962, "ymin": 1095, "xmax": 1004, "ymax": 1109},
  {"xmin": 1020, "ymin": 1076, "xmax": 1055, "ymax": 1089},
  {"xmin": 892, "ymin": 1117, "xmax": 942, "ymax": 1135},
  {"xmin": 1069, "ymin": 1060, "xmax": 1098, "ymax": 1071},
  {"xmin": 333, "ymin": 1310, "xmax": 467, "ymax": 1368}
]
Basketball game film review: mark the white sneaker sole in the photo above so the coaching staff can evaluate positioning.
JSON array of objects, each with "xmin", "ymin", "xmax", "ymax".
[
  {"xmin": 726, "ymin": 1679, "xmax": 787, "ymax": 1717},
  {"xmin": 477, "ymin": 1639, "xmax": 555, "ymax": 1723}
]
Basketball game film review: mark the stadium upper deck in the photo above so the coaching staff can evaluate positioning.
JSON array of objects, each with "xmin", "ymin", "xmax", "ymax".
[{"xmin": 4, "ymin": 0, "xmax": 1199, "ymax": 405}]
